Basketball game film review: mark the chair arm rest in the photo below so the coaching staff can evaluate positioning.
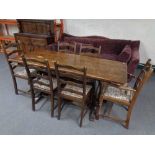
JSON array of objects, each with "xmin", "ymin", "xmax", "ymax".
[
  {"xmin": 118, "ymin": 86, "xmax": 136, "ymax": 92},
  {"xmin": 104, "ymin": 81, "xmax": 136, "ymax": 92}
]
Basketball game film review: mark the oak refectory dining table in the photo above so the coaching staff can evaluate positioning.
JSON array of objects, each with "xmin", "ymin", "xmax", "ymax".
[
  {"xmin": 8, "ymin": 50, "xmax": 127, "ymax": 84},
  {"xmin": 8, "ymin": 50, "xmax": 127, "ymax": 119}
]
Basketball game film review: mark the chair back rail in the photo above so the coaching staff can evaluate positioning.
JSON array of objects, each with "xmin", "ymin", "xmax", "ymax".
[
  {"xmin": 54, "ymin": 62, "xmax": 87, "ymax": 101},
  {"xmin": 79, "ymin": 43, "xmax": 101, "ymax": 56},
  {"xmin": 131, "ymin": 62, "xmax": 153, "ymax": 105},
  {"xmin": 22, "ymin": 56, "xmax": 54, "ymax": 93},
  {"xmin": 57, "ymin": 41, "xmax": 76, "ymax": 53}
]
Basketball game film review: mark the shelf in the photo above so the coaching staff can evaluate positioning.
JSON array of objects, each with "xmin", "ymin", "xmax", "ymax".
[
  {"xmin": 0, "ymin": 35, "xmax": 15, "ymax": 41},
  {"xmin": 0, "ymin": 19, "xmax": 17, "ymax": 25}
]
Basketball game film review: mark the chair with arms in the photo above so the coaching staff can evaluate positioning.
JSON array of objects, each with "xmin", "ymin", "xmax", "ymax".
[
  {"xmin": 57, "ymin": 41, "xmax": 76, "ymax": 53},
  {"xmin": 22, "ymin": 56, "xmax": 57, "ymax": 116},
  {"xmin": 98, "ymin": 59, "xmax": 153, "ymax": 128},
  {"xmin": 79, "ymin": 43, "xmax": 101, "ymax": 57},
  {"xmin": 3, "ymin": 43, "xmax": 36, "ymax": 95},
  {"xmin": 54, "ymin": 62, "xmax": 92, "ymax": 127}
]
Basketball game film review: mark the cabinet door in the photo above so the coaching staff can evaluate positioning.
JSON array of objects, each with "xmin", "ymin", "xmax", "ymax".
[{"xmin": 21, "ymin": 22, "xmax": 37, "ymax": 34}]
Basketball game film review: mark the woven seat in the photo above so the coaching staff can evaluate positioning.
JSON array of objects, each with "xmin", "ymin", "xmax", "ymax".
[
  {"xmin": 61, "ymin": 84, "xmax": 92, "ymax": 99},
  {"xmin": 14, "ymin": 69, "xmax": 36, "ymax": 78},
  {"xmin": 103, "ymin": 86, "xmax": 133, "ymax": 103},
  {"xmin": 34, "ymin": 78, "xmax": 57, "ymax": 92}
]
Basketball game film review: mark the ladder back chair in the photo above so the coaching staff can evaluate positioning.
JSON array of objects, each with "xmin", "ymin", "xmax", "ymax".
[
  {"xmin": 3, "ymin": 43, "xmax": 36, "ymax": 95},
  {"xmin": 79, "ymin": 43, "xmax": 101, "ymax": 57},
  {"xmin": 98, "ymin": 59, "xmax": 153, "ymax": 129},
  {"xmin": 54, "ymin": 62, "xmax": 92, "ymax": 127},
  {"xmin": 57, "ymin": 41, "xmax": 76, "ymax": 53},
  {"xmin": 22, "ymin": 56, "xmax": 57, "ymax": 116}
]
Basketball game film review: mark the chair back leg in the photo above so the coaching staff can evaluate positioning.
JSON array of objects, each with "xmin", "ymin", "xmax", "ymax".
[
  {"xmin": 80, "ymin": 106, "xmax": 85, "ymax": 127},
  {"xmin": 50, "ymin": 95, "xmax": 55, "ymax": 117}
]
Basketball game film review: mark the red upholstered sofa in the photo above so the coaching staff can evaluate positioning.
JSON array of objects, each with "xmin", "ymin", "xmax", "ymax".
[{"xmin": 48, "ymin": 33, "xmax": 140, "ymax": 82}]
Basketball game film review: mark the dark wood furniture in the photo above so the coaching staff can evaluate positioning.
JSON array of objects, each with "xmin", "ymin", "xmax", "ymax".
[
  {"xmin": 98, "ymin": 59, "xmax": 153, "ymax": 128},
  {"xmin": 8, "ymin": 50, "xmax": 127, "ymax": 118},
  {"xmin": 0, "ymin": 20, "xmax": 18, "ymax": 53},
  {"xmin": 3, "ymin": 47, "xmax": 36, "ymax": 94},
  {"xmin": 15, "ymin": 19, "xmax": 55, "ymax": 53},
  {"xmin": 55, "ymin": 62, "xmax": 92, "ymax": 127},
  {"xmin": 8, "ymin": 50, "xmax": 127, "ymax": 84},
  {"xmin": 57, "ymin": 41, "xmax": 76, "ymax": 53},
  {"xmin": 79, "ymin": 43, "xmax": 101, "ymax": 57},
  {"xmin": 22, "ymin": 56, "xmax": 57, "ymax": 116}
]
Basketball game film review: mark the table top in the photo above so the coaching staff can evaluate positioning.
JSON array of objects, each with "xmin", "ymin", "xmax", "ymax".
[{"xmin": 9, "ymin": 50, "xmax": 127, "ymax": 84}]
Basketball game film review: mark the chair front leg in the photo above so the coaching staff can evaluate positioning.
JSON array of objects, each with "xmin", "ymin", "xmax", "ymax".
[
  {"xmin": 12, "ymin": 76, "xmax": 18, "ymax": 95},
  {"xmin": 58, "ymin": 96, "xmax": 62, "ymax": 120},
  {"xmin": 80, "ymin": 104, "xmax": 87, "ymax": 127},
  {"xmin": 125, "ymin": 106, "xmax": 133, "ymax": 129},
  {"xmin": 31, "ymin": 89, "xmax": 36, "ymax": 111}
]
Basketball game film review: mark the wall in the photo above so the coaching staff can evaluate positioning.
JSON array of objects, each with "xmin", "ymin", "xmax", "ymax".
[
  {"xmin": 64, "ymin": 19, "xmax": 155, "ymax": 65},
  {"xmin": 1, "ymin": 24, "xmax": 18, "ymax": 35}
]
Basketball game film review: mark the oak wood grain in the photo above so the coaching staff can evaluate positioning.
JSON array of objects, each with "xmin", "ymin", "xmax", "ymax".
[{"xmin": 8, "ymin": 50, "xmax": 127, "ymax": 84}]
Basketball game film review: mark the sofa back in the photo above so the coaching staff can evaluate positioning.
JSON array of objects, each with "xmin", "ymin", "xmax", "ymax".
[
  {"xmin": 61, "ymin": 33, "xmax": 140, "ymax": 81},
  {"xmin": 62, "ymin": 33, "xmax": 140, "ymax": 55}
]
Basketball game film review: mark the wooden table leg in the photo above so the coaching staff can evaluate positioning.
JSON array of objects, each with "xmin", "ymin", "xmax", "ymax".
[{"xmin": 89, "ymin": 80, "xmax": 102, "ymax": 121}]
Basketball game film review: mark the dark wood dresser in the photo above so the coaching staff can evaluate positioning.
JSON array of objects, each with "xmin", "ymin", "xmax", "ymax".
[{"xmin": 14, "ymin": 19, "xmax": 55, "ymax": 52}]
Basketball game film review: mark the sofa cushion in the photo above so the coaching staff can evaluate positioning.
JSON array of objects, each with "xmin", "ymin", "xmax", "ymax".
[{"xmin": 117, "ymin": 45, "xmax": 131, "ymax": 63}]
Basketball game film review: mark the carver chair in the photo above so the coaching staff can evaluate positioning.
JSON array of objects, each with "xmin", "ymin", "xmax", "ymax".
[
  {"xmin": 98, "ymin": 59, "xmax": 153, "ymax": 129},
  {"xmin": 57, "ymin": 41, "xmax": 76, "ymax": 53},
  {"xmin": 3, "ymin": 43, "xmax": 36, "ymax": 95},
  {"xmin": 22, "ymin": 56, "xmax": 57, "ymax": 116},
  {"xmin": 54, "ymin": 62, "xmax": 93, "ymax": 127}
]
